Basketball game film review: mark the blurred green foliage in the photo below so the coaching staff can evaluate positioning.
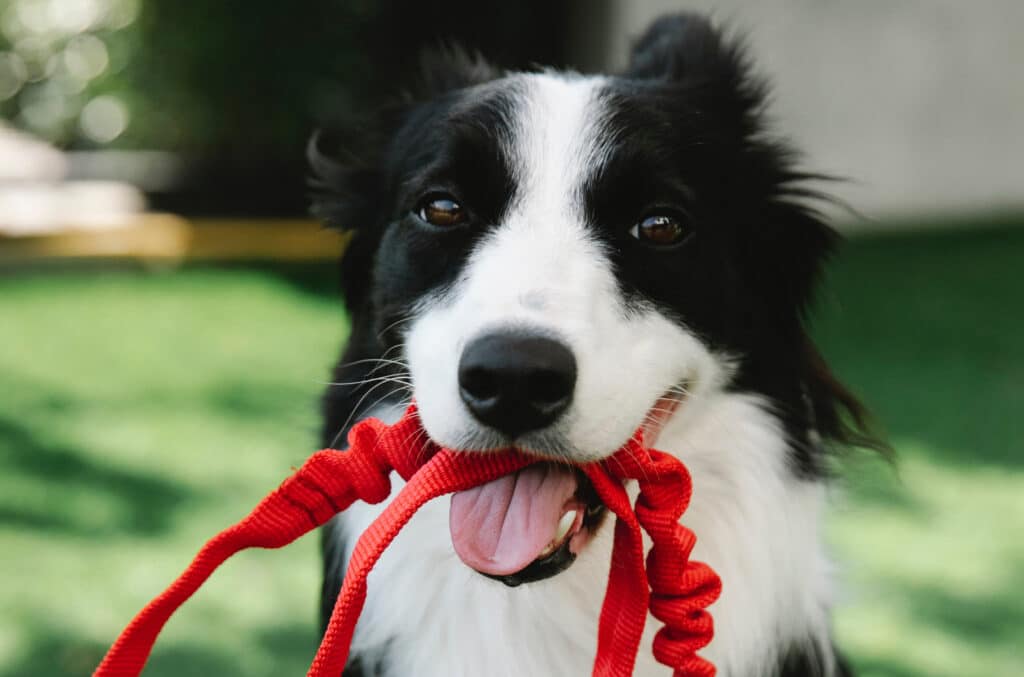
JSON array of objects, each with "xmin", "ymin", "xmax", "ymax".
[
  {"xmin": 0, "ymin": 0, "xmax": 378, "ymax": 150},
  {"xmin": 0, "ymin": 0, "xmax": 566, "ymax": 155},
  {"xmin": 1, "ymin": 0, "xmax": 141, "ymax": 145},
  {"xmin": 1, "ymin": 223, "xmax": 1022, "ymax": 675}
]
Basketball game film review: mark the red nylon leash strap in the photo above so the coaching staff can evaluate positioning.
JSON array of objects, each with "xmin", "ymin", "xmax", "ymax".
[
  {"xmin": 94, "ymin": 406, "xmax": 720, "ymax": 677},
  {"xmin": 584, "ymin": 445, "xmax": 721, "ymax": 677}
]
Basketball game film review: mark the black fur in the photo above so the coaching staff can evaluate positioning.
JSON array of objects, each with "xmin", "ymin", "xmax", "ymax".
[
  {"xmin": 583, "ymin": 14, "xmax": 882, "ymax": 476},
  {"xmin": 311, "ymin": 12, "xmax": 879, "ymax": 676}
]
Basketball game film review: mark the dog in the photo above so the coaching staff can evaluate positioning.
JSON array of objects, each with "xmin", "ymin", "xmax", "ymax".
[{"xmin": 309, "ymin": 13, "xmax": 877, "ymax": 677}]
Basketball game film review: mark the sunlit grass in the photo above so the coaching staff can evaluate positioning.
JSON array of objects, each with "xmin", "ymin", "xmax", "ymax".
[
  {"xmin": 1, "ymin": 224, "xmax": 1022, "ymax": 676},
  {"xmin": 0, "ymin": 266, "xmax": 342, "ymax": 676},
  {"xmin": 816, "ymin": 224, "xmax": 1024, "ymax": 676},
  {"xmin": 829, "ymin": 446, "xmax": 1023, "ymax": 676}
]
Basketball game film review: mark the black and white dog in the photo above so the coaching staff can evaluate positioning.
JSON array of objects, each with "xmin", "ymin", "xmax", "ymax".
[{"xmin": 311, "ymin": 13, "xmax": 875, "ymax": 677}]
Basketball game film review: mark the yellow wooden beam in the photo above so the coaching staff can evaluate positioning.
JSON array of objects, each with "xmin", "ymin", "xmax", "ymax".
[{"xmin": 0, "ymin": 216, "xmax": 350, "ymax": 263}]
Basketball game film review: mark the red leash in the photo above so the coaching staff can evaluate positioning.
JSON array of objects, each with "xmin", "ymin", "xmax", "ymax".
[{"xmin": 94, "ymin": 405, "xmax": 720, "ymax": 676}]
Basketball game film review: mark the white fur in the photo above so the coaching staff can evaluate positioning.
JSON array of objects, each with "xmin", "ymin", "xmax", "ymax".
[
  {"xmin": 333, "ymin": 73, "xmax": 836, "ymax": 676},
  {"xmin": 408, "ymin": 73, "xmax": 698, "ymax": 462}
]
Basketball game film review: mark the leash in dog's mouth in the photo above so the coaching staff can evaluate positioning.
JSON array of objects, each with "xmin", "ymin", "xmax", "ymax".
[
  {"xmin": 450, "ymin": 386, "xmax": 686, "ymax": 587},
  {"xmin": 93, "ymin": 400, "xmax": 720, "ymax": 677}
]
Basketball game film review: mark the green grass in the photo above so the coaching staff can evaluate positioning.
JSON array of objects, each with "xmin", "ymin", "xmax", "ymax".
[
  {"xmin": 0, "ymin": 266, "xmax": 344, "ymax": 676},
  {"xmin": 815, "ymin": 226, "xmax": 1024, "ymax": 676},
  {"xmin": 1, "ymin": 226, "xmax": 1022, "ymax": 676}
]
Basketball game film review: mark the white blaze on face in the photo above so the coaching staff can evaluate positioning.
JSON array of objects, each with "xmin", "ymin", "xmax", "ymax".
[{"xmin": 406, "ymin": 73, "xmax": 712, "ymax": 460}]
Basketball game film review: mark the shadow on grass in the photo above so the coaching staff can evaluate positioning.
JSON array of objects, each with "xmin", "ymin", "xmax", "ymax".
[
  {"xmin": 0, "ymin": 622, "xmax": 316, "ymax": 677},
  {"xmin": 257, "ymin": 262, "xmax": 339, "ymax": 300},
  {"xmin": 201, "ymin": 378, "xmax": 320, "ymax": 421},
  {"xmin": 191, "ymin": 261, "xmax": 341, "ymax": 300},
  {"xmin": 816, "ymin": 222, "xmax": 1024, "ymax": 473},
  {"xmin": 901, "ymin": 571, "xmax": 1024, "ymax": 648},
  {"xmin": 844, "ymin": 570, "xmax": 1024, "ymax": 677},
  {"xmin": 850, "ymin": 655, "xmax": 930, "ymax": 677},
  {"xmin": 0, "ymin": 415, "xmax": 190, "ymax": 536},
  {"xmin": 834, "ymin": 456, "xmax": 924, "ymax": 515}
]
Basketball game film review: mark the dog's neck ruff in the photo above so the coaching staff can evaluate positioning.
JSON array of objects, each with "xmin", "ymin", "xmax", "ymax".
[{"xmin": 93, "ymin": 405, "xmax": 721, "ymax": 677}]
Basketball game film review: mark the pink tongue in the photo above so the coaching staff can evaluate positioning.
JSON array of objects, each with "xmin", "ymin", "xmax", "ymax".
[{"xmin": 449, "ymin": 464, "xmax": 578, "ymax": 576}]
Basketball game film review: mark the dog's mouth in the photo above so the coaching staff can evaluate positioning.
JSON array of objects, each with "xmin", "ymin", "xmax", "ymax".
[
  {"xmin": 448, "ymin": 388, "xmax": 686, "ymax": 587},
  {"xmin": 449, "ymin": 464, "xmax": 606, "ymax": 587}
]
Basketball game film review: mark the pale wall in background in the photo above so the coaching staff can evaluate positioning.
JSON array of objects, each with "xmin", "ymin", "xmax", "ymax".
[{"xmin": 571, "ymin": 1, "xmax": 1024, "ymax": 228}]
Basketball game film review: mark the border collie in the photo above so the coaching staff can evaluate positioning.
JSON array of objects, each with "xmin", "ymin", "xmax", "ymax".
[{"xmin": 310, "ymin": 13, "xmax": 876, "ymax": 677}]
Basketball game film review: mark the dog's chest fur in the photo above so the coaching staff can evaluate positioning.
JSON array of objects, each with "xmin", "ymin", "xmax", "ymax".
[{"xmin": 331, "ymin": 392, "xmax": 834, "ymax": 677}]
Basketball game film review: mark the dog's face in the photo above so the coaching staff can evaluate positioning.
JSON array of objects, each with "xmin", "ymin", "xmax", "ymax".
[
  {"xmin": 402, "ymin": 73, "xmax": 721, "ymax": 462},
  {"xmin": 315, "ymin": 16, "xmax": 845, "ymax": 585}
]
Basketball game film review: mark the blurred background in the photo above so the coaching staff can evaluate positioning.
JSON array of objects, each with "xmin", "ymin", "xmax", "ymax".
[{"xmin": 1, "ymin": 1, "xmax": 1020, "ymax": 675}]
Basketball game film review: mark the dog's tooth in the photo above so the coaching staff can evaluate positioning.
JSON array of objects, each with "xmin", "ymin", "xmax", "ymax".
[{"xmin": 556, "ymin": 510, "xmax": 577, "ymax": 542}]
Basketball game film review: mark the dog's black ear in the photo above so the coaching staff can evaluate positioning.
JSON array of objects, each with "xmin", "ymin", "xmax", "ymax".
[
  {"xmin": 626, "ymin": 13, "xmax": 746, "ymax": 86},
  {"xmin": 307, "ymin": 129, "xmax": 381, "ymax": 233},
  {"xmin": 307, "ymin": 129, "xmax": 387, "ymax": 311},
  {"xmin": 308, "ymin": 44, "xmax": 500, "ymax": 309},
  {"xmin": 309, "ymin": 43, "xmax": 499, "ymax": 233},
  {"xmin": 414, "ymin": 43, "xmax": 501, "ymax": 99}
]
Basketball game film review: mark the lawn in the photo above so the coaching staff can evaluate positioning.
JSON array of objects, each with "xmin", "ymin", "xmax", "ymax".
[{"xmin": 2, "ymin": 224, "xmax": 1022, "ymax": 676}]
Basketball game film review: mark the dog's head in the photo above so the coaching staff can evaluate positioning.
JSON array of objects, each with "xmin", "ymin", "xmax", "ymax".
[{"xmin": 314, "ymin": 14, "xmax": 873, "ymax": 585}]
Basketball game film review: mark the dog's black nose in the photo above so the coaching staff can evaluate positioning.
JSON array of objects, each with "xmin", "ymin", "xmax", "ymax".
[{"xmin": 458, "ymin": 332, "xmax": 577, "ymax": 438}]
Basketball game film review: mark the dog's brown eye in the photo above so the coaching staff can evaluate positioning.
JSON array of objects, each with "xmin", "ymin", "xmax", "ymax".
[
  {"xmin": 630, "ymin": 213, "xmax": 690, "ymax": 246},
  {"xmin": 417, "ymin": 194, "xmax": 466, "ymax": 227}
]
